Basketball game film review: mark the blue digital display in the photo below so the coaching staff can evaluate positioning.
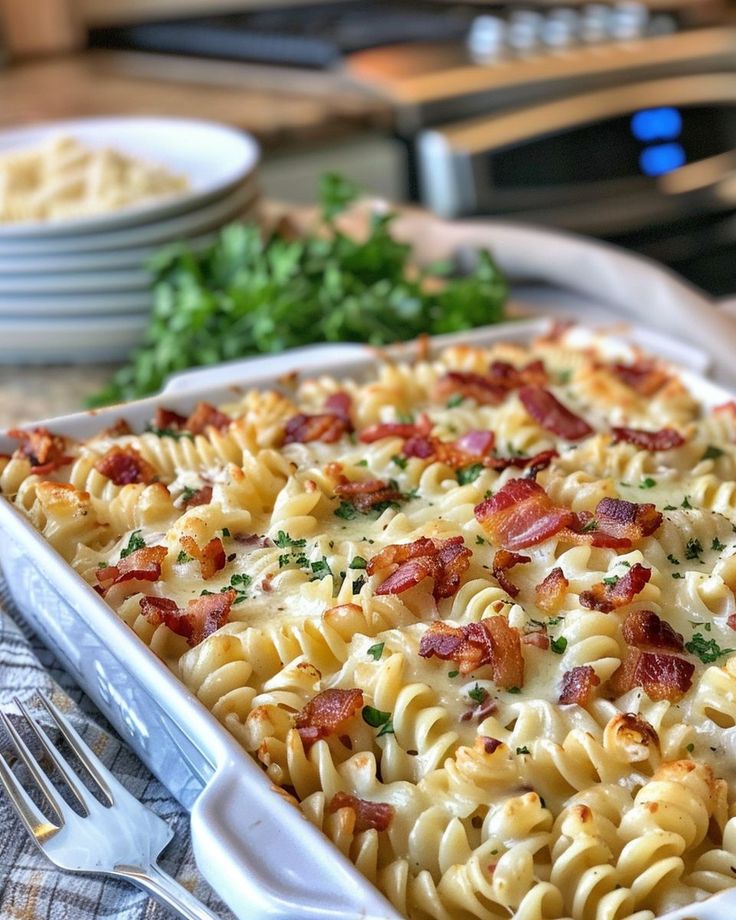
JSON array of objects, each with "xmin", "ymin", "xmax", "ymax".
[
  {"xmin": 630, "ymin": 107, "xmax": 682, "ymax": 142},
  {"xmin": 639, "ymin": 143, "xmax": 686, "ymax": 177}
]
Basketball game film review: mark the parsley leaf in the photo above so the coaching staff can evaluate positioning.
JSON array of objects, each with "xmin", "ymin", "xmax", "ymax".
[
  {"xmin": 349, "ymin": 556, "xmax": 368, "ymax": 570},
  {"xmin": 146, "ymin": 426, "xmax": 193, "ymax": 440},
  {"xmin": 639, "ymin": 477, "xmax": 657, "ymax": 490},
  {"xmin": 456, "ymin": 463, "xmax": 484, "ymax": 485},
  {"xmin": 448, "ymin": 669, "xmax": 459, "ymax": 678},
  {"xmin": 581, "ymin": 519, "xmax": 598, "ymax": 533},
  {"xmin": 672, "ymin": 572, "xmax": 685, "ymax": 579},
  {"xmin": 446, "ymin": 394, "xmax": 464, "ymax": 408},
  {"xmin": 355, "ymin": 459, "xmax": 368, "ymax": 467},
  {"xmin": 602, "ymin": 575, "xmax": 619, "ymax": 586},
  {"xmin": 685, "ymin": 538, "xmax": 703, "ymax": 561},
  {"xmin": 367, "ymin": 642, "xmax": 384, "ymax": 661},
  {"xmin": 682, "ymin": 496, "xmax": 693, "ymax": 509},
  {"xmin": 310, "ymin": 557, "xmax": 333, "ymax": 581},
  {"xmin": 176, "ymin": 550, "xmax": 192, "ymax": 564},
  {"xmin": 702, "ymin": 445, "xmax": 725, "ymax": 461},
  {"xmin": 275, "ymin": 531, "xmax": 307, "ymax": 549},
  {"xmin": 225, "ymin": 572, "xmax": 252, "ymax": 604},
  {"xmin": 391, "ymin": 454, "xmax": 408, "ymax": 470},
  {"xmin": 362, "ymin": 706, "xmax": 394, "ymax": 736},
  {"xmin": 334, "ymin": 501, "xmax": 359, "ymax": 520},
  {"xmin": 120, "ymin": 531, "xmax": 146, "ymax": 559},
  {"xmin": 516, "ymin": 746, "xmax": 531, "ymax": 755},
  {"xmin": 712, "ymin": 537, "xmax": 726, "ymax": 552},
  {"xmin": 685, "ymin": 633, "xmax": 735, "ymax": 664},
  {"xmin": 468, "ymin": 684, "xmax": 488, "ymax": 705},
  {"xmin": 550, "ymin": 636, "xmax": 568, "ymax": 655},
  {"xmin": 667, "ymin": 554, "xmax": 680, "ymax": 565}
]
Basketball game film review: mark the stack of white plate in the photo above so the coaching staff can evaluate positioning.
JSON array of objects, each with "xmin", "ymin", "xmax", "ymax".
[{"xmin": 0, "ymin": 117, "xmax": 260, "ymax": 363}]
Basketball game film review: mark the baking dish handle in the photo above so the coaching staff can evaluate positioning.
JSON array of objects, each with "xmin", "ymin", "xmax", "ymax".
[
  {"xmin": 162, "ymin": 343, "xmax": 372, "ymax": 395},
  {"xmin": 190, "ymin": 760, "xmax": 399, "ymax": 920}
]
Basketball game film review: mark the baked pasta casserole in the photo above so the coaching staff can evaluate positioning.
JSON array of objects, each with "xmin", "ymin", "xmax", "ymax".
[{"xmin": 4, "ymin": 326, "xmax": 736, "ymax": 920}]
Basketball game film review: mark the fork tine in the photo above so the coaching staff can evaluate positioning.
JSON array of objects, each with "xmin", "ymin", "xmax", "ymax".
[
  {"xmin": 0, "ymin": 709, "xmax": 67, "ymax": 826},
  {"xmin": 37, "ymin": 693, "xmax": 114, "ymax": 806},
  {"xmin": 14, "ymin": 697, "xmax": 91, "ymax": 816},
  {"xmin": 0, "ymin": 750, "xmax": 59, "ymax": 843}
]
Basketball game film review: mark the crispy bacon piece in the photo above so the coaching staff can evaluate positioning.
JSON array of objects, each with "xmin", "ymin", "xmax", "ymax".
[
  {"xmin": 460, "ymin": 697, "xmax": 498, "ymax": 722},
  {"xmin": 327, "ymin": 792, "xmax": 394, "ymax": 833},
  {"xmin": 153, "ymin": 407, "xmax": 188, "ymax": 430},
  {"xmin": 728, "ymin": 613, "xmax": 736, "ymax": 632},
  {"xmin": 334, "ymin": 478, "xmax": 402, "ymax": 512},
  {"xmin": 485, "ymin": 448, "xmax": 558, "ymax": 477},
  {"xmin": 559, "ymin": 665, "xmax": 600, "ymax": 706},
  {"xmin": 715, "ymin": 401, "xmax": 736, "ymax": 417},
  {"xmin": 97, "ymin": 545, "xmax": 167, "ymax": 591},
  {"xmin": 359, "ymin": 413, "xmax": 432, "ymax": 444},
  {"xmin": 609, "ymin": 648, "xmax": 695, "ymax": 702},
  {"xmin": 419, "ymin": 617, "xmax": 524, "ymax": 687},
  {"xmin": 403, "ymin": 429, "xmax": 496, "ymax": 469},
  {"xmin": 184, "ymin": 402, "xmax": 232, "ymax": 435},
  {"xmin": 284, "ymin": 413, "xmax": 349, "ymax": 445},
  {"xmin": 94, "ymin": 446, "xmax": 157, "ymax": 486},
  {"xmin": 535, "ymin": 567, "xmax": 569, "ymax": 613},
  {"xmin": 9, "ymin": 427, "xmax": 72, "ymax": 475},
  {"xmin": 579, "ymin": 563, "xmax": 651, "ymax": 613},
  {"xmin": 622, "ymin": 610, "xmax": 684, "ymax": 653},
  {"xmin": 181, "ymin": 485, "xmax": 213, "ymax": 509},
  {"xmin": 612, "ymin": 712, "xmax": 659, "ymax": 748},
  {"xmin": 475, "ymin": 479, "xmax": 574, "ymax": 551},
  {"xmin": 368, "ymin": 536, "xmax": 471, "ymax": 600},
  {"xmin": 563, "ymin": 497, "xmax": 662, "ymax": 549},
  {"xmin": 479, "ymin": 736, "xmax": 502, "ymax": 754},
  {"xmin": 324, "ymin": 392, "xmax": 352, "ymax": 420},
  {"xmin": 492, "ymin": 550, "xmax": 531, "ymax": 598},
  {"xmin": 295, "ymin": 688, "xmax": 364, "ymax": 750},
  {"xmin": 488, "ymin": 359, "xmax": 548, "ymax": 390},
  {"xmin": 433, "ymin": 371, "xmax": 507, "ymax": 406},
  {"xmin": 612, "ymin": 360, "xmax": 669, "ymax": 396},
  {"xmin": 519, "ymin": 386, "xmax": 593, "ymax": 441},
  {"xmin": 180, "ymin": 535, "xmax": 226, "ymax": 580},
  {"xmin": 523, "ymin": 630, "xmax": 550, "ymax": 650},
  {"xmin": 234, "ymin": 532, "xmax": 272, "ymax": 548},
  {"xmin": 140, "ymin": 590, "xmax": 236, "ymax": 647},
  {"xmin": 612, "ymin": 427, "xmax": 685, "ymax": 451}
]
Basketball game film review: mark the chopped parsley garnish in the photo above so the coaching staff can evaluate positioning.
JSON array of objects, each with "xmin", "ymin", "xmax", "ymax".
[
  {"xmin": 550, "ymin": 636, "xmax": 568, "ymax": 655},
  {"xmin": 310, "ymin": 557, "xmax": 333, "ymax": 581},
  {"xmin": 448, "ymin": 669, "xmax": 459, "ymax": 678},
  {"xmin": 352, "ymin": 576, "xmax": 366, "ymax": 593},
  {"xmin": 667, "ymin": 554, "xmax": 680, "ymax": 566},
  {"xmin": 456, "ymin": 463, "xmax": 484, "ymax": 485},
  {"xmin": 515, "ymin": 746, "xmax": 530, "ymax": 755},
  {"xmin": 664, "ymin": 504, "xmax": 677, "ymax": 511},
  {"xmin": 367, "ymin": 642, "xmax": 384, "ymax": 661},
  {"xmin": 686, "ymin": 742, "xmax": 695, "ymax": 753},
  {"xmin": 507, "ymin": 686, "xmax": 521, "ymax": 694},
  {"xmin": 397, "ymin": 411, "xmax": 414, "ymax": 424},
  {"xmin": 557, "ymin": 370, "xmax": 572, "ymax": 384},
  {"xmin": 176, "ymin": 550, "xmax": 192, "ymax": 564},
  {"xmin": 639, "ymin": 477, "xmax": 657, "ymax": 490},
  {"xmin": 180, "ymin": 485, "xmax": 199, "ymax": 504},
  {"xmin": 226, "ymin": 572, "xmax": 252, "ymax": 604},
  {"xmin": 546, "ymin": 616, "xmax": 564, "ymax": 627},
  {"xmin": 712, "ymin": 537, "xmax": 726, "ymax": 552},
  {"xmin": 120, "ymin": 531, "xmax": 146, "ymax": 559},
  {"xmin": 581, "ymin": 519, "xmax": 598, "ymax": 533},
  {"xmin": 334, "ymin": 501, "xmax": 359, "ymax": 520},
  {"xmin": 391, "ymin": 454, "xmax": 408, "ymax": 470},
  {"xmin": 475, "ymin": 535, "xmax": 486, "ymax": 545},
  {"xmin": 702, "ymin": 445, "xmax": 725, "ymax": 461},
  {"xmin": 672, "ymin": 572, "xmax": 685, "ymax": 579},
  {"xmin": 349, "ymin": 556, "xmax": 368, "ymax": 570},
  {"xmin": 356, "ymin": 459, "xmax": 368, "ymax": 467},
  {"xmin": 221, "ymin": 527, "xmax": 231, "ymax": 538},
  {"xmin": 468, "ymin": 684, "xmax": 488, "ymax": 705},
  {"xmin": 685, "ymin": 538, "xmax": 703, "ymax": 561},
  {"xmin": 275, "ymin": 531, "xmax": 307, "ymax": 549},
  {"xmin": 446, "ymin": 394, "xmax": 464, "ymax": 408},
  {"xmin": 682, "ymin": 496, "xmax": 692, "ymax": 509},
  {"xmin": 685, "ymin": 633, "xmax": 735, "ymax": 664},
  {"xmin": 362, "ymin": 706, "xmax": 394, "ymax": 736},
  {"xmin": 602, "ymin": 575, "xmax": 619, "ymax": 586}
]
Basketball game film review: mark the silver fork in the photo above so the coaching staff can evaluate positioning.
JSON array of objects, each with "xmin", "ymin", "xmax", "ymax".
[{"xmin": 0, "ymin": 693, "xmax": 220, "ymax": 920}]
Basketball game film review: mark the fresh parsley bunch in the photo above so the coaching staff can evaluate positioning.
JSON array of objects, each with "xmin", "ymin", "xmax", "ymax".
[{"xmin": 89, "ymin": 174, "xmax": 507, "ymax": 406}]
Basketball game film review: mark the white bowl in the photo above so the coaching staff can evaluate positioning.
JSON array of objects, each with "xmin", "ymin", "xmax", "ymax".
[
  {"xmin": 0, "ymin": 289, "xmax": 152, "ymax": 317},
  {"xmin": 0, "ymin": 117, "xmax": 260, "ymax": 237},
  {"xmin": 0, "ymin": 179, "xmax": 257, "ymax": 256},
  {"xmin": 0, "ymin": 313, "xmax": 149, "ymax": 363}
]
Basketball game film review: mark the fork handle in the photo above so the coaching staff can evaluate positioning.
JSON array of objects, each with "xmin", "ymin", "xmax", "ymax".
[{"xmin": 115, "ymin": 862, "xmax": 222, "ymax": 920}]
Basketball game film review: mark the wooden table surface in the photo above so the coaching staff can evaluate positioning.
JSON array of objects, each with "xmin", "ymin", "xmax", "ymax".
[{"xmin": 0, "ymin": 50, "xmax": 393, "ymax": 149}]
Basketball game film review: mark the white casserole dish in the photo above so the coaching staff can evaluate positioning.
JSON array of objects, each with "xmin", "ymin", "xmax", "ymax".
[{"xmin": 2, "ymin": 316, "xmax": 736, "ymax": 920}]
